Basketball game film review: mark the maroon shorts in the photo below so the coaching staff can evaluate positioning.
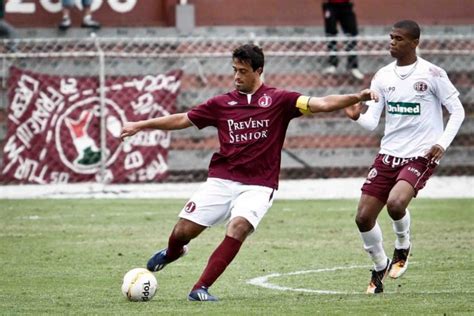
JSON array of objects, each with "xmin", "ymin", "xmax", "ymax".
[{"xmin": 361, "ymin": 154, "xmax": 437, "ymax": 203}]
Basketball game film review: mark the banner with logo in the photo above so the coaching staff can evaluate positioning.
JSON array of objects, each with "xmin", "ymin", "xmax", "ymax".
[{"xmin": 1, "ymin": 67, "xmax": 182, "ymax": 184}]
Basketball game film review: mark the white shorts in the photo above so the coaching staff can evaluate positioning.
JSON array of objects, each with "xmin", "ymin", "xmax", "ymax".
[{"xmin": 178, "ymin": 178, "xmax": 275, "ymax": 229}]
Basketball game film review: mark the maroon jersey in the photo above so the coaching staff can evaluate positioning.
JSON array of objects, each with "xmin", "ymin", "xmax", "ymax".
[{"xmin": 187, "ymin": 84, "xmax": 302, "ymax": 189}]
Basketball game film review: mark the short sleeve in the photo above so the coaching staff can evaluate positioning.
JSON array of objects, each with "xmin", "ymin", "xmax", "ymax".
[
  {"xmin": 187, "ymin": 98, "xmax": 218, "ymax": 129},
  {"xmin": 281, "ymin": 90, "xmax": 302, "ymax": 118}
]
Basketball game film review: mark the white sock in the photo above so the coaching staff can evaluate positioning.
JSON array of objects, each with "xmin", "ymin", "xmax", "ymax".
[
  {"xmin": 392, "ymin": 209, "xmax": 411, "ymax": 249},
  {"xmin": 360, "ymin": 222, "xmax": 388, "ymax": 271},
  {"xmin": 83, "ymin": 14, "xmax": 92, "ymax": 22}
]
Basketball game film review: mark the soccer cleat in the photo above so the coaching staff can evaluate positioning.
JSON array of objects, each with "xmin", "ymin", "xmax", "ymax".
[
  {"xmin": 187, "ymin": 286, "xmax": 218, "ymax": 302},
  {"xmin": 146, "ymin": 245, "xmax": 188, "ymax": 272},
  {"xmin": 389, "ymin": 245, "xmax": 411, "ymax": 279},
  {"xmin": 366, "ymin": 258, "xmax": 391, "ymax": 294}
]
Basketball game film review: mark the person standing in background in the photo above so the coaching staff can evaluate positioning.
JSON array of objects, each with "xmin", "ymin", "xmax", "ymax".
[
  {"xmin": 321, "ymin": 0, "xmax": 364, "ymax": 80},
  {"xmin": 58, "ymin": 0, "xmax": 101, "ymax": 31}
]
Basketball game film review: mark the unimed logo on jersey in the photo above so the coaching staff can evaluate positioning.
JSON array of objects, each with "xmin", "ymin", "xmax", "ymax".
[{"xmin": 387, "ymin": 102, "xmax": 420, "ymax": 115}]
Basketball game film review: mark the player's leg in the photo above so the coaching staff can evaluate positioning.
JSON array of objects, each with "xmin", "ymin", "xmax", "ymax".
[
  {"xmin": 146, "ymin": 218, "xmax": 205, "ymax": 272},
  {"xmin": 357, "ymin": 154, "xmax": 398, "ymax": 293},
  {"xmin": 147, "ymin": 178, "xmax": 233, "ymax": 272},
  {"xmin": 387, "ymin": 157, "xmax": 436, "ymax": 278},
  {"xmin": 322, "ymin": 3, "xmax": 339, "ymax": 70},
  {"xmin": 386, "ymin": 180, "xmax": 414, "ymax": 278},
  {"xmin": 188, "ymin": 185, "xmax": 273, "ymax": 301},
  {"xmin": 356, "ymin": 194, "xmax": 391, "ymax": 294}
]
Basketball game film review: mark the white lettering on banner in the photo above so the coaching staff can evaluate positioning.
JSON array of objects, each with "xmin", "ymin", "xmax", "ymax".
[
  {"xmin": 127, "ymin": 153, "xmax": 168, "ymax": 182},
  {"xmin": 2, "ymin": 136, "xmax": 25, "ymax": 174},
  {"xmin": 16, "ymin": 87, "xmax": 64, "ymax": 148},
  {"xmin": 146, "ymin": 154, "xmax": 168, "ymax": 179},
  {"xmin": 60, "ymin": 78, "xmax": 79, "ymax": 95},
  {"xmin": 130, "ymin": 75, "xmax": 181, "ymax": 94},
  {"xmin": 131, "ymin": 93, "xmax": 155, "ymax": 115},
  {"xmin": 7, "ymin": 0, "xmax": 137, "ymax": 13},
  {"xmin": 50, "ymin": 171, "xmax": 70, "ymax": 184},
  {"xmin": 131, "ymin": 130, "xmax": 170, "ymax": 148},
  {"xmin": 14, "ymin": 157, "xmax": 48, "ymax": 184},
  {"xmin": 125, "ymin": 151, "xmax": 144, "ymax": 170},
  {"xmin": 11, "ymin": 75, "xmax": 39, "ymax": 120}
]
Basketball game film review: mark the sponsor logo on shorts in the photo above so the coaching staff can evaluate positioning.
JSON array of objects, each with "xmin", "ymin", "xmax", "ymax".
[
  {"xmin": 382, "ymin": 155, "xmax": 413, "ymax": 168},
  {"xmin": 365, "ymin": 167, "xmax": 377, "ymax": 183},
  {"xmin": 184, "ymin": 201, "xmax": 196, "ymax": 213},
  {"xmin": 387, "ymin": 102, "xmax": 420, "ymax": 115},
  {"xmin": 408, "ymin": 166, "xmax": 421, "ymax": 177}
]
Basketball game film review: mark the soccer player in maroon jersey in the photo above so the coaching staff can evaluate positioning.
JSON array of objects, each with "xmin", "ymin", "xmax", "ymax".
[{"xmin": 120, "ymin": 44, "xmax": 378, "ymax": 301}]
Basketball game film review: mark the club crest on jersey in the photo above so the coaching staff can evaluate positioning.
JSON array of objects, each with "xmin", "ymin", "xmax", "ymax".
[
  {"xmin": 258, "ymin": 94, "xmax": 272, "ymax": 108},
  {"xmin": 184, "ymin": 201, "xmax": 196, "ymax": 213},
  {"xmin": 413, "ymin": 81, "xmax": 428, "ymax": 92}
]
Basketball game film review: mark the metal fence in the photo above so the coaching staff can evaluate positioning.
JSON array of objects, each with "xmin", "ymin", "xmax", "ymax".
[{"xmin": 0, "ymin": 34, "xmax": 473, "ymax": 184}]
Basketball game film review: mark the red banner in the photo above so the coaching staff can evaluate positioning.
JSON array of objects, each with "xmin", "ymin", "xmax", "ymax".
[{"xmin": 1, "ymin": 67, "xmax": 182, "ymax": 184}]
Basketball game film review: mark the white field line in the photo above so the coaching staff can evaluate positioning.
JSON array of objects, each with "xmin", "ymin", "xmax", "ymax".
[{"xmin": 246, "ymin": 262, "xmax": 474, "ymax": 295}]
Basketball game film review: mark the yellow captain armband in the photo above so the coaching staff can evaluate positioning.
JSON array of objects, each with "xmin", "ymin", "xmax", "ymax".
[{"xmin": 296, "ymin": 95, "xmax": 312, "ymax": 115}]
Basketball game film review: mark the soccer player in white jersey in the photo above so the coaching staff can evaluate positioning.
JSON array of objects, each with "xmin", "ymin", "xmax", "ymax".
[
  {"xmin": 345, "ymin": 20, "xmax": 465, "ymax": 294},
  {"xmin": 120, "ymin": 44, "xmax": 378, "ymax": 301}
]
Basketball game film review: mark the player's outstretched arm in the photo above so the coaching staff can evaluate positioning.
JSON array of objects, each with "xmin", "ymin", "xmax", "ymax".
[
  {"xmin": 344, "ymin": 102, "xmax": 367, "ymax": 121},
  {"xmin": 307, "ymin": 89, "xmax": 378, "ymax": 113},
  {"xmin": 120, "ymin": 113, "xmax": 192, "ymax": 141}
]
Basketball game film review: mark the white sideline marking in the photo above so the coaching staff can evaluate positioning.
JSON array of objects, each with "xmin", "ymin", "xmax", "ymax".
[
  {"xmin": 1, "ymin": 176, "xmax": 473, "ymax": 199},
  {"xmin": 247, "ymin": 264, "xmax": 367, "ymax": 295}
]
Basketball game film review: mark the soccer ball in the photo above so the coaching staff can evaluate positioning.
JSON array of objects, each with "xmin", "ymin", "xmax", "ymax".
[{"xmin": 121, "ymin": 268, "xmax": 157, "ymax": 302}]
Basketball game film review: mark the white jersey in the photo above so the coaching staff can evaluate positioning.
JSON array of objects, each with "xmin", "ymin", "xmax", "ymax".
[{"xmin": 357, "ymin": 57, "xmax": 464, "ymax": 158}]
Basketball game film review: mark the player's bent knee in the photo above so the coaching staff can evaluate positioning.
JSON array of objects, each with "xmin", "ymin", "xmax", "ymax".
[
  {"xmin": 227, "ymin": 217, "xmax": 254, "ymax": 241},
  {"xmin": 172, "ymin": 219, "xmax": 206, "ymax": 240},
  {"xmin": 355, "ymin": 212, "xmax": 375, "ymax": 231},
  {"xmin": 386, "ymin": 198, "xmax": 408, "ymax": 216}
]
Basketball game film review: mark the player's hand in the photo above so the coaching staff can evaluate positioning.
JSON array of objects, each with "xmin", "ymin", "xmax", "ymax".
[
  {"xmin": 425, "ymin": 144, "xmax": 445, "ymax": 164},
  {"xmin": 344, "ymin": 103, "xmax": 363, "ymax": 120},
  {"xmin": 357, "ymin": 89, "xmax": 379, "ymax": 102},
  {"xmin": 120, "ymin": 122, "xmax": 141, "ymax": 141}
]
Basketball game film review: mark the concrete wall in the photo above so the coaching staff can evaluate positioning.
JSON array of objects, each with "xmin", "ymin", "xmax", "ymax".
[{"xmin": 4, "ymin": 0, "xmax": 474, "ymax": 28}]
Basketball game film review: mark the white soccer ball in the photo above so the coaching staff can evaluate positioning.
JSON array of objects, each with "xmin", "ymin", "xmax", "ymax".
[{"xmin": 121, "ymin": 268, "xmax": 158, "ymax": 302}]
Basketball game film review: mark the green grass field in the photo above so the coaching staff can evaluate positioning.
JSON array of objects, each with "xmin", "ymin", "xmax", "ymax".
[{"xmin": 1, "ymin": 198, "xmax": 473, "ymax": 315}]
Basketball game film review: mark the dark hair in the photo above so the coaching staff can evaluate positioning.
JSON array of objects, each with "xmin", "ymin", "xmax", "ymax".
[
  {"xmin": 393, "ymin": 20, "xmax": 421, "ymax": 39},
  {"xmin": 232, "ymin": 44, "xmax": 265, "ymax": 71}
]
